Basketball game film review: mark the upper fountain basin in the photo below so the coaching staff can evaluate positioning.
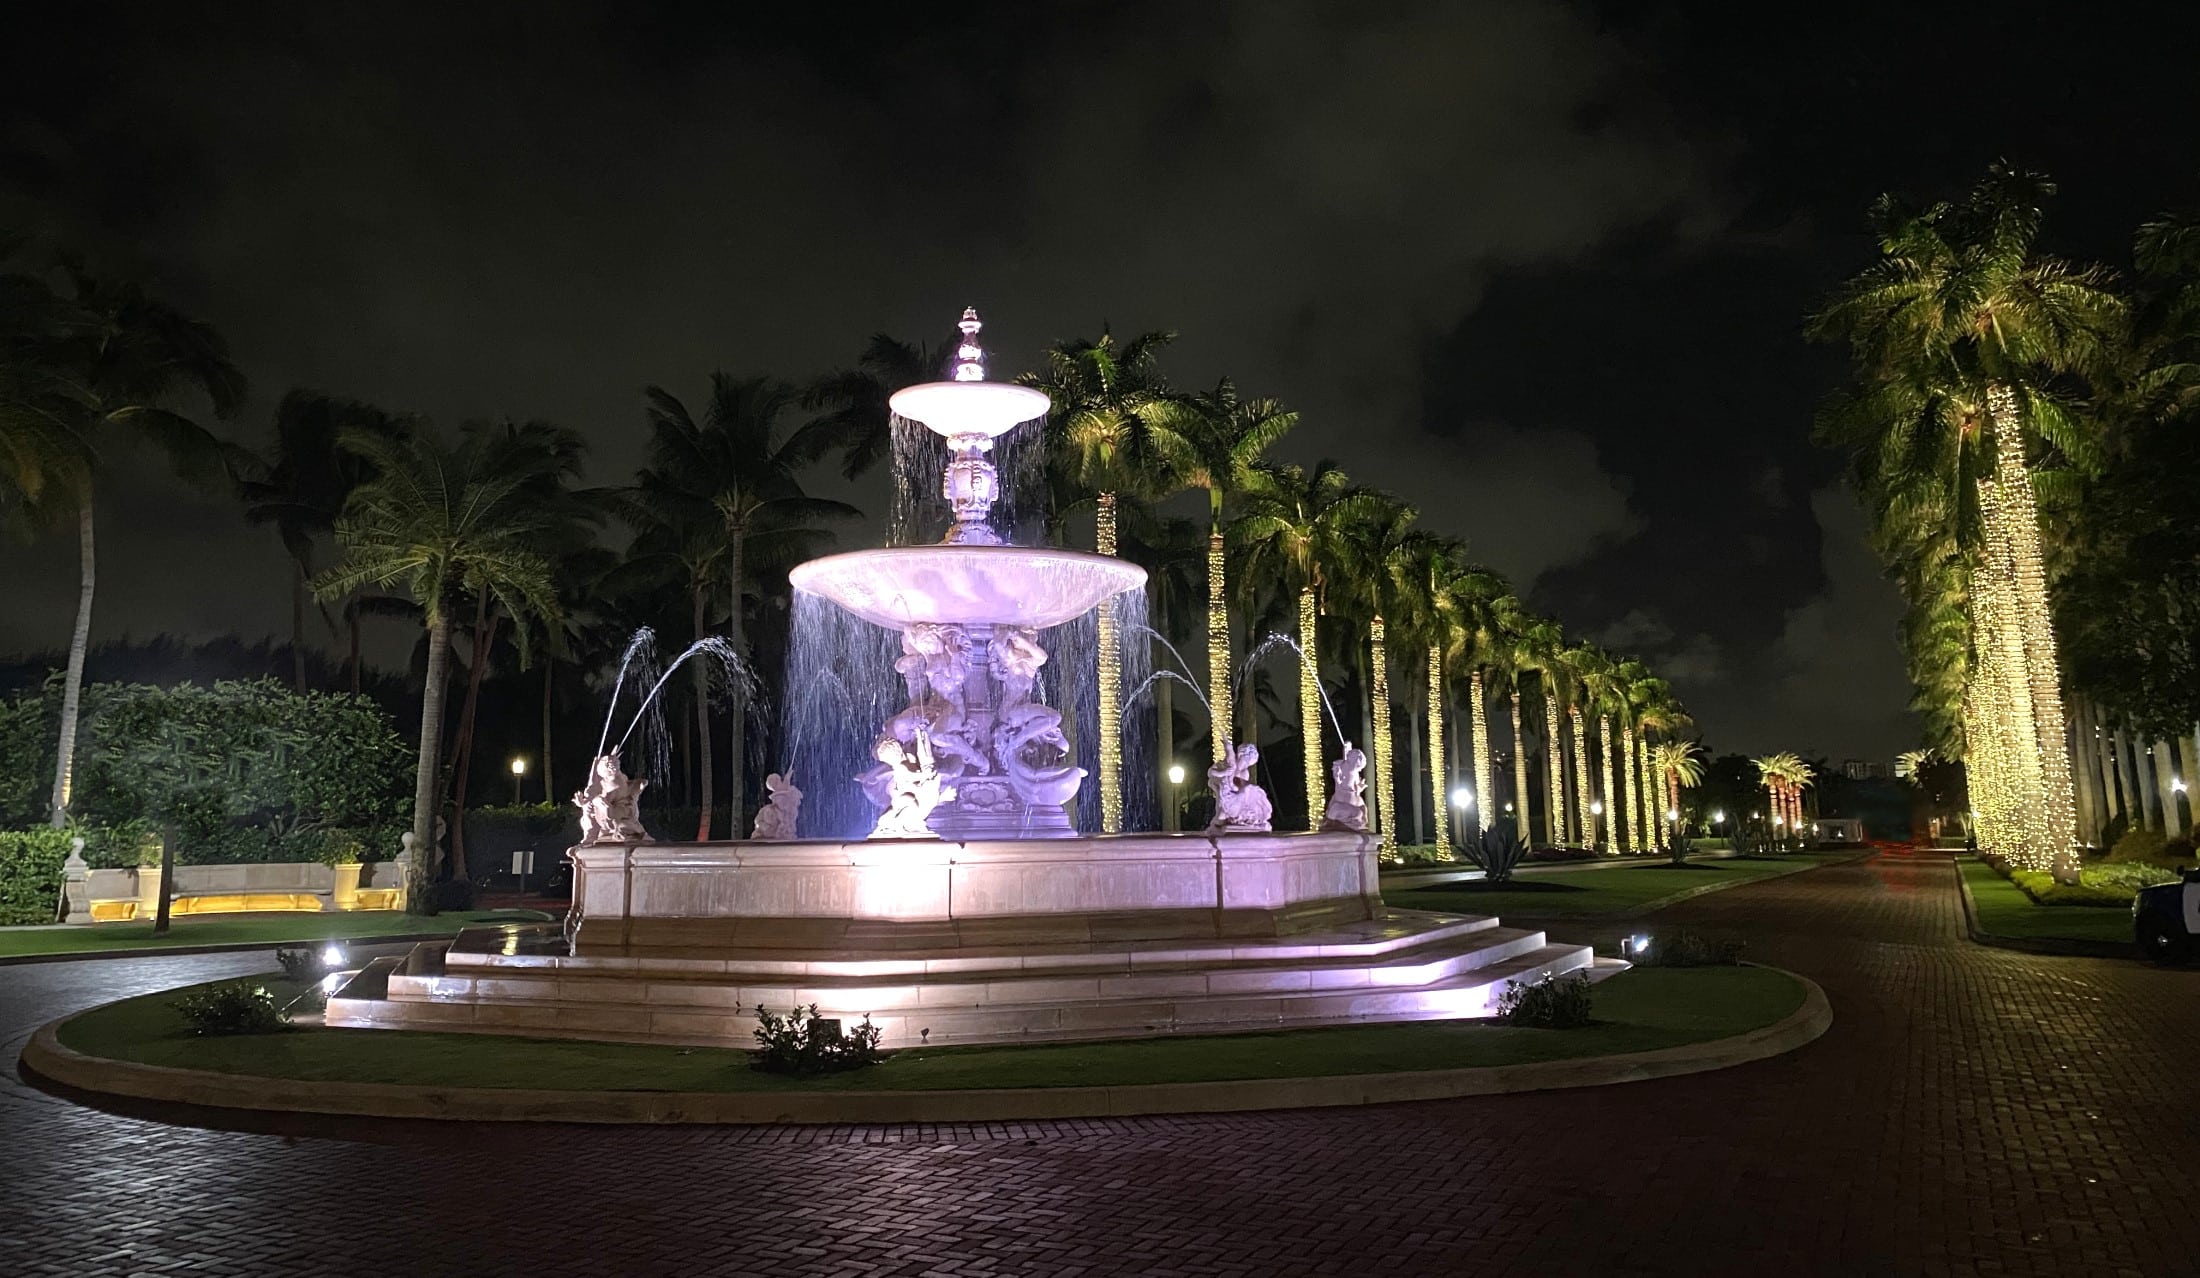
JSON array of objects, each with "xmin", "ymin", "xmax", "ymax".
[
  {"xmin": 889, "ymin": 381, "xmax": 1050, "ymax": 439},
  {"xmin": 790, "ymin": 545, "xmax": 1147, "ymax": 630}
]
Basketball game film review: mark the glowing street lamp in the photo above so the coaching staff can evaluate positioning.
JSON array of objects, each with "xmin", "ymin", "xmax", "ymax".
[
  {"xmin": 509, "ymin": 756, "xmax": 528, "ymax": 805},
  {"xmin": 1165, "ymin": 763, "xmax": 1187, "ymax": 832},
  {"xmin": 1450, "ymin": 786, "xmax": 1474, "ymax": 810},
  {"xmin": 1711, "ymin": 810, "xmax": 1725, "ymax": 825}
]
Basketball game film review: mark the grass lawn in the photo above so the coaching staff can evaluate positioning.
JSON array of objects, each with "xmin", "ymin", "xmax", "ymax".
[
  {"xmin": 58, "ymin": 965, "xmax": 1805, "ymax": 1094},
  {"xmin": 1958, "ymin": 858, "xmax": 2134, "ymax": 946},
  {"xmin": 0, "ymin": 910, "xmax": 547, "ymax": 958},
  {"xmin": 1386, "ymin": 857, "xmax": 1816, "ymax": 918}
]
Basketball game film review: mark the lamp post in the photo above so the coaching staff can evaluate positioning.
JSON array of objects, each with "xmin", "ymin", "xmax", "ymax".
[
  {"xmin": 1165, "ymin": 763, "xmax": 1186, "ymax": 833},
  {"xmin": 509, "ymin": 756, "xmax": 527, "ymax": 806},
  {"xmin": 1589, "ymin": 799, "xmax": 1604, "ymax": 854}
]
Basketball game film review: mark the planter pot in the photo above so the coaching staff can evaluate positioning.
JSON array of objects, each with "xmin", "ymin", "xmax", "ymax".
[{"xmin": 330, "ymin": 862, "xmax": 364, "ymax": 911}]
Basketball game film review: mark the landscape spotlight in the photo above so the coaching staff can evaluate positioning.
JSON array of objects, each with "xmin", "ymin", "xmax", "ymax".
[
  {"xmin": 1450, "ymin": 786, "xmax": 1474, "ymax": 809},
  {"xmin": 321, "ymin": 942, "xmax": 346, "ymax": 968},
  {"xmin": 2175, "ymin": 777, "xmax": 2189, "ymax": 794}
]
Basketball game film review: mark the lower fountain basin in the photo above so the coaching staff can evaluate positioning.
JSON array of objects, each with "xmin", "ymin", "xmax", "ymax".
[{"xmin": 788, "ymin": 545, "xmax": 1147, "ymax": 630}]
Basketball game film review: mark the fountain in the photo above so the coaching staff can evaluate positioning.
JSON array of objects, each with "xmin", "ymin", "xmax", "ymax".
[{"xmin": 326, "ymin": 308, "xmax": 1605, "ymax": 1050}]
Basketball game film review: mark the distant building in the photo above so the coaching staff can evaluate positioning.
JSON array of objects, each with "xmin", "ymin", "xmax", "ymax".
[{"xmin": 1842, "ymin": 759, "xmax": 1890, "ymax": 781}]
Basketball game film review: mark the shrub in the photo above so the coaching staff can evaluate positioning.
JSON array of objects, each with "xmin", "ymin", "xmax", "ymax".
[
  {"xmin": 423, "ymin": 878, "xmax": 477, "ymax": 915},
  {"xmin": 2010, "ymin": 870, "xmax": 2138, "ymax": 907},
  {"xmin": 752, "ymin": 1004, "xmax": 885, "ymax": 1075},
  {"xmin": 0, "ymin": 827, "xmax": 73, "ymax": 925},
  {"xmin": 1632, "ymin": 928, "xmax": 1745, "ymax": 967},
  {"xmin": 171, "ymin": 982, "xmax": 290, "ymax": 1036},
  {"xmin": 1457, "ymin": 825, "xmax": 1530, "ymax": 883},
  {"xmin": 2108, "ymin": 826, "xmax": 2171, "ymax": 865},
  {"xmin": 2083, "ymin": 862, "xmax": 2181, "ymax": 893},
  {"xmin": 1395, "ymin": 843, "xmax": 1450, "ymax": 866},
  {"xmin": 1526, "ymin": 846, "xmax": 1596, "ymax": 863},
  {"xmin": 1495, "ymin": 972, "xmax": 1593, "ymax": 1028}
]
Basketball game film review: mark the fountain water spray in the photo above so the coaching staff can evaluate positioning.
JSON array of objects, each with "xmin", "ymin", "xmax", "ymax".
[
  {"xmin": 595, "ymin": 628, "xmax": 659, "ymax": 759},
  {"xmin": 1238, "ymin": 632, "xmax": 1346, "ymax": 750}
]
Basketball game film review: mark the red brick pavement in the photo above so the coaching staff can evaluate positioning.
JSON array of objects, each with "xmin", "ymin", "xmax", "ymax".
[{"xmin": 4, "ymin": 852, "xmax": 2196, "ymax": 1277}]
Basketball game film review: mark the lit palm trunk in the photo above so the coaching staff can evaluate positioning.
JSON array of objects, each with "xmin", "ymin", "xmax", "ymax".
[
  {"xmin": 1639, "ymin": 736, "xmax": 1659, "ymax": 850},
  {"xmin": 1619, "ymin": 722, "xmax": 1639, "ymax": 852},
  {"xmin": 1984, "ymin": 384, "xmax": 2079, "ymax": 872},
  {"xmin": 1598, "ymin": 715, "xmax": 1616, "ymax": 852},
  {"xmin": 1470, "ymin": 670, "xmax": 1493, "ymax": 832},
  {"xmin": 1370, "ymin": 616, "xmax": 1394, "ymax": 856},
  {"xmin": 1300, "ymin": 586, "xmax": 1322, "ymax": 830},
  {"xmin": 1096, "ymin": 490, "xmax": 1123, "ymax": 833},
  {"xmin": 1207, "ymin": 529, "xmax": 1230, "ymax": 761},
  {"xmin": 1571, "ymin": 708, "xmax": 1590, "ymax": 849},
  {"xmin": 1510, "ymin": 694, "xmax": 1531, "ymax": 843},
  {"xmin": 1543, "ymin": 691, "xmax": 1563, "ymax": 846},
  {"xmin": 1427, "ymin": 646, "xmax": 1449, "ymax": 850}
]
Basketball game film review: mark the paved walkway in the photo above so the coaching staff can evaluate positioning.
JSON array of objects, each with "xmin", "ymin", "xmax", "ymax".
[{"xmin": 4, "ymin": 852, "xmax": 2195, "ymax": 1277}]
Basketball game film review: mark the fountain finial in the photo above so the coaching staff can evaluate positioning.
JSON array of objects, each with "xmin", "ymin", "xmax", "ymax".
[{"xmin": 953, "ymin": 307, "xmax": 985, "ymax": 382}]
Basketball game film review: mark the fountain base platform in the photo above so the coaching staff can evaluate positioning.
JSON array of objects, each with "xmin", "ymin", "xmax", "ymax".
[{"xmin": 327, "ymin": 832, "xmax": 1601, "ymax": 1049}]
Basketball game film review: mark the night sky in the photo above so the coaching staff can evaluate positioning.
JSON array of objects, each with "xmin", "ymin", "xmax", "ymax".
[{"xmin": 3, "ymin": 1, "xmax": 2195, "ymax": 762}]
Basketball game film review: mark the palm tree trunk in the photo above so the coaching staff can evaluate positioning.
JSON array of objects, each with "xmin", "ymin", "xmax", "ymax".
[
  {"xmin": 1298, "ymin": 585, "xmax": 1322, "ymax": 830},
  {"xmin": 1542, "ymin": 687, "xmax": 1563, "ymax": 847},
  {"xmin": 290, "ymin": 564, "xmax": 310, "ymax": 693},
  {"xmin": 727, "ymin": 531, "xmax": 749, "ymax": 835},
  {"xmin": 540, "ymin": 654, "xmax": 555, "ymax": 804},
  {"xmin": 48, "ymin": 497, "xmax": 96, "ymax": 828},
  {"xmin": 1370, "ymin": 616, "xmax": 1395, "ymax": 855},
  {"xmin": 1470, "ymin": 670, "xmax": 1492, "ymax": 833},
  {"xmin": 1639, "ymin": 737, "xmax": 1658, "ymax": 850},
  {"xmin": 1426, "ymin": 647, "xmax": 1448, "ymax": 850},
  {"xmin": 1619, "ymin": 722, "xmax": 1639, "ymax": 853},
  {"xmin": 1598, "ymin": 716, "xmax": 1616, "ymax": 852},
  {"xmin": 1206, "ymin": 524, "xmax": 1230, "ymax": 763},
  {"xmin": 1405, "ymin": 700, "xmax": 1425, "ymax": 846},
  {"xmin": 1571, "ymin": 708, "xmax": 1590, "ymax": 850},
  {"xmin": 346, "ymin": 598, "xmax": 363, "ymax": 696},
  {"xmin": 152, "ymin": 820, "xmax": 178, "ymax": 935},
  {"xmin": 1096, "ymin": 491, "xmax": 1124, "ymax": 833},
  {"xmin": 410, "ymin": 612, "xmax": 454, "ymax": 906},
  {"xmin": 2157, "ymin": 739, "xmax": 2187, "ymax": 838},
  {"xmin": 1509, "ymin": 693, "xmax": 1530, "ymax": 844},
  {"xmin": 447, "ymin": 601, "xmax": 497, "ymax": 881},
  {"xmin": 690, "ymin": 584, "xmax": 716, "ymax": 839}
]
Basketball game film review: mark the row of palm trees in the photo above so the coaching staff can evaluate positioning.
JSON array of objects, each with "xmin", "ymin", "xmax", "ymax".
[
  {"xmin": 1019, "ymin": 331, "xmax": 1701, "ymax": 856},
  {"xmin": 1812, "ymin": 163, "xmax": 2200, "ymax": 869},
  {"xmin": 2, "ymin": 253, "xmax": 1702, "ymax": 879}
]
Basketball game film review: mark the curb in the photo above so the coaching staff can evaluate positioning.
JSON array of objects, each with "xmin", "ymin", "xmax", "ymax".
[
  {"xmin": 1951, "ymin": 859, "xmax": 2134, "ymax": 960},
  {"xmin": 19, "ymin": 967, "xmax": 1830, "ymax": 1126}
]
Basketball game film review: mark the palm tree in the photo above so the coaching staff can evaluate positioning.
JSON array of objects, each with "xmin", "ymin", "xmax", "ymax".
[
  {"xmin": 315, "ymin": 426, "xmax": 559, "ymax": 898},
  {"xmin": 239, "ymin": 391, "xmax": 409, "ymax": 691},
  {"xmin": 1634, "ymin": 677, "xmax": 1687, "ymax": 850},
  {"xmin": 1516, "ymin": 616, "xmax": 1569, "ymax": 847},
  {"xmin": 1446, "ymin": 568, "xmax": 1515, "ymax": 835},
  {"xmin": 1811, "ymin": 163, "xmax": 2122, "ymax": 873},
  {"xmin": 0, "ymin": 270, "xmax": 92, "ymax": 537},
  {"xmin": 1149, "ymin": 379, "xmax": 1297, "ymax": 765},
  {"xmin": 9, "ymin": 265, "xmax": 247, "ymax": 828},
  {"xmin": 1650, "ymin": 739, "xmax": 1706, "ymax": 843},
  {"xmin": 641, "ymin": 375, "xmax": 856, "ymax": 833},
  {"xmin": 1481, "ymin": 598, "xmax": 1542, "ymax": 845},
  {"xmin": 1333, "ymin": 495, "xmax": 1417, "ymax": 855},
  {"xmin": 1391, "ymin": 534, "xmax": 1475, "ymax": 851},
  {"xmin": 1023, "ymin": 329, "xmax": 1176, "ymax": 832},
  {"xmin": 1559, "ymin": 645, "xmax": 1599, "ymax": 849},
  {"xmin": 804, "ymin": 331, "xmax": 953, "ymax": 485},
  {"xmin": 1232, "ymin": 460, "xmax": 1388, "ymax": 827}
]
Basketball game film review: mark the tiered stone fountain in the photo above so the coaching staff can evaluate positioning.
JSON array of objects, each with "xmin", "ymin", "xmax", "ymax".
[{"xmin": 327, "ymin": 311, "xmax": 1599, "ymax": 1049}]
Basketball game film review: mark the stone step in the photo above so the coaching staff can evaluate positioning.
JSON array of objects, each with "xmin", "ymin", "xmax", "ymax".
[{"xmin": 384, "ymin": 923, "xmax": 1556, "ymax": 1014}]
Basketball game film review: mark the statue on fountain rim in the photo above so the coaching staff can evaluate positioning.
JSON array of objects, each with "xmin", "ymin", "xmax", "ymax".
[
  {"xmin": 1321, "ymin": 742, "xmax": 1369, "ymax": 832},
  {"xmin": 750, "ymin": 772, "xmax": 803, "ymax": 841},
  {"xmin": 1205, "ymin": 741, "xmax": 1273, "ymax": 833},
  {"xmin": 575, "ymin": 750, "xmax": 651, "ymax": 845}
]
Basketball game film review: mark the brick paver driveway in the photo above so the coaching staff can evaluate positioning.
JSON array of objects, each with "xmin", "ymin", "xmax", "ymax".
[{"xmin": 6, "ymin": 852, "xmax": 2197, "ymax": 1277}]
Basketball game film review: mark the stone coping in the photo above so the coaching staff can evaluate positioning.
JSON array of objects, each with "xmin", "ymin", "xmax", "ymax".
[
  {"xmin": 1396, "ymin": 851, "xmax": 1874, "ymax": 922},
  {"xmin": 1951, "ymin": 856, "xmax": 2134, "ymax": 959},
  {"xmin": 21, "ymin": 966, "xmax": 1829, "ymax": 1125}
]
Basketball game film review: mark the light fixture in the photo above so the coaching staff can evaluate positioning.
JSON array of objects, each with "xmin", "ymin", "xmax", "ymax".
[
  {"xmin": 2175, "ymin": 777, "xmax": 2189, "ymax": 795},
  {"xmin": 320, "ymin": 943, "xmax": 346, "ymax": 967},
  {"xmin": 1590, "ymin": 800, "xmax": 1604, "ymax": 815},
  {"xmin": 1667, "ymin": 807, "xmax": 1679, "ymax": 821},
  {"xmin": 1451, "ymin": 785, "xmax": 1474, "ymax": 809},
  {"xmin": 1503, "ymin": 801, "xmax": 1514, "ymax": 814},
  {"xmin": 1711, "ymin": 810, "xmax": 1725, "ymax": 824},
  {"xmin": 1167, "ymin": 763, "xmax": 1186, "ymax": 785}
]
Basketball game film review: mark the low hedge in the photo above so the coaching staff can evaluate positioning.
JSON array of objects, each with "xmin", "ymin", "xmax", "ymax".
[
  {"xmin": 0, "ymin": 827, "xmax": 73, "ymax": 925},
  {"xmin": 2006, "ymin": 861, "xmax": 2182, "ymax": 906}
]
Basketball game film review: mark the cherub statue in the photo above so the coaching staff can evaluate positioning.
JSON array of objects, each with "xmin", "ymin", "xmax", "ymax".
[
  {"xmin": 749, "ymin": 772, "xmax": 803, "ymax": 841},
  {"xmin": 574, "ymin": 751, "xmax": 650, "ymax": 845},
  {"xmin": 1321, "ymin": 742, "xmax": 1369, "ymax": 832},
  {"xmin": 1205, "ymin": 741, "xmax": 1274, "ymax": 833},
  {"xmin": 989, "ymin": 625, "xmax": 1048, "ymax": 708},
  {"xmin": 894, "ymin": 623, "xmax": 972, "ymax": 709},
  {"xmin": 868, "ymin": 736, "xmax": 945, "ymax": 838}
]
